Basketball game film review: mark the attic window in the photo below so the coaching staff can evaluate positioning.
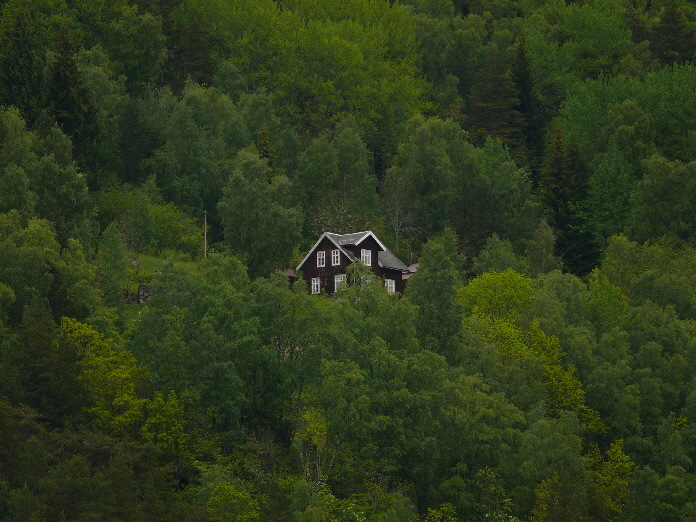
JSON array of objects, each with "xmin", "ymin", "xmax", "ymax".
[
  {"xmin": 311, "ymin": 277, "xmax": 320, "ymax": 294},
  {"xmin": 361, "ymin": 248, "xmax": 371, "ymax": 266},
  {"xmin": 332, "ymin": 249, "xmax": 340, "ymax": 266},
  {"xmin": 317, "ymin": 251, "xmax": 325, "ymax": 267}
]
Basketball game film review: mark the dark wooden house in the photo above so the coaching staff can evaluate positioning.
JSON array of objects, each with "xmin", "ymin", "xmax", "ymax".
[{"xmin": 296, "ymin": 231, "xmax": 413, "ymax": 294}]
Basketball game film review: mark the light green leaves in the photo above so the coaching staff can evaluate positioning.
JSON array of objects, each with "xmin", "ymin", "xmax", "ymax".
[{"xmin": 59, "ymin": 317, "xmax": 147, "ymax": 434}]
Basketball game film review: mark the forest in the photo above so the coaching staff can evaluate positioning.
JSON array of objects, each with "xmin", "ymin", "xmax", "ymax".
[{"xmin": 1, "ymin": 0, "xmax": 696, "ymax": 520}]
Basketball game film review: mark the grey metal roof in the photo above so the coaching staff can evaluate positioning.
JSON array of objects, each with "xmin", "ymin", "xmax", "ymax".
[
  {"xmin": 378, "ymin": 250, "xmax": 410, "ymax": 272},
  {"xmin": 297, "ymin": 230, "xmax": 409, "ymax": 273},
  {"xmin": 335, "ymin": 231, "xmax": 371, "ymax": 246},
  {"xmin": 326, "ymin": 233, "xmax": 357, "ymax": 261}
]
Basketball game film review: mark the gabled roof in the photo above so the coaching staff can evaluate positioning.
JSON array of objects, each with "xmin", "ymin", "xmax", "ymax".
[
  {"xmin": 297, "ymin": 230, "xmax": 409, "ymax": 273},
  {"xmin": 334, "ymin": 231, "xmax": 371, "ymax": 246},
  {"xmin": 296, "ymin": 232, "xmax": 355, "ymax": 270}
]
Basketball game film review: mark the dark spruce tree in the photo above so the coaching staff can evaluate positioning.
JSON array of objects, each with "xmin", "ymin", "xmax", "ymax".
[
  {"xmin": 165, "ymin": 8, "xmax": 222, "ymax": 91},
  {"xmin": 467, "ymin": 49, "xmax": 526, "ymax": 161},
  {"xmin": 512, "ymin": 34, "xmax": 545, "ymax": 175},
  {"xmin": 47, "ymin": 26, "xmax": 98, "ymax": 171},
  {"xmin": 650, "ymin": 2, "xmax": 696, "ymax": 66},
  {"xmin": 539, "ymin": 128, "xmax": 598, "ymax": 276},
  {"xmin": 0, "ymin": 8, "xmax": 47, "ymax": 126}
]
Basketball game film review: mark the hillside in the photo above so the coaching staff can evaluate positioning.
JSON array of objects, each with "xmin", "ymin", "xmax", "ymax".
[{"xmin": 1, "ymin": 0, "xmax": 696, "ymax": 520}]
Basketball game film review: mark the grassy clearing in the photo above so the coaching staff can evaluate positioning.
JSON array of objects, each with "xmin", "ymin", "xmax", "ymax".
[{"xmin": 126, "ymin": 253, "xmax": 201, "ymax": 295}]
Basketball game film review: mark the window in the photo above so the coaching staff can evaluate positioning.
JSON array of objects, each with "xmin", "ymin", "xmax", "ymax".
[
  {"xmin": 311, "ymin": 277, "xmax": 320, "ymax": 294},
  {"xmin": 317, "ymin": 251, "xmax": 325, "ymax": 267},
  {"xmin": 334, "ymin": 274, "xmax": 346, "ymax": 292},
  {"xmin": 385, "ymin": 279, "xmax": 396, "ymax": 294},
  {"xmin": 331, "ymin": 249, "xmax": 340, "ymax": 266},
  {"xmin": 361, "ymin": 248, "xmax": 371, "ymax": 266}
]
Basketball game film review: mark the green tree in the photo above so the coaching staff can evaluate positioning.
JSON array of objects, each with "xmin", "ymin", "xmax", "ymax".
[
  {"xmin": 294, "ymin": 133, "xmax": 338, "ymax": 227},
  {"xmin": 47, "ymin": 25, "xmax": 98, "ymax": 168},
  {"xmin": 126, "ymin": 254, "xmax": 263, "ymax": 437},
  {"xmin": 330, "ymin": 118, "xmax": 378, "ymax": 229},
  {"xmin": 0, "ymin": 213, "xmax": 60, "ymax": 324},
  {"xmin": 585, "ymin": 269, "xmax": 630, "ymax": 336},
  {"xmin": 75, "ymin": 45, "xmax": 128, "ymax": 186},
  {"xmin": 412, "ymin": 11, "xmax": 485, "ymax": 102},
  {"xmin": 509, "ymin": 415, "xmax": 589, "ymax": 521},
  {"xmin": 450, "ymin": 137, "xmax": 537, "ymax": 260},
  {"xmin": 526, "ymin": 320, "xmax": 605, "ymax": 433},
  {"xmin": 523, "ymin": 0, "xmax": 633, "ymax": 112},
  {"xmin": 586, "ymin": 144, "xmax": 633, "ymax": 243},
  {"xmin": 384, "ymin": 116, "xmax": 458, "ymax": 241},
  {"xmin": 17, "ymin": 297, "xmax": 64, "ymax": 422},
  {"xmin": 104, "ymin": 5, "xmax": 166, "ymax": 94},
  {"xmin": 629, "ymin": 155, "xmax": 696, "ymax": 244},
  {"xmin": 53, "ymin": 237, "xmax": 102, "ymax": 322},
  {"xmin": 585, "ymin": 440, "xmax": 634, "ymax": 522},
  {"xmin": 460, "ymin": 268, "xmax": 535, "ymax": 329},
  {"xmin": 472, "ymin": 234, "xmax": 531, "ymax": 276},
  {"xmin": 218, "ymin": 149, "xmax": 302, "ymax": 277},
  {"xmin": 59, "ymin": 317, "xmax": 147, "ymax": 435},
  {"xmin": 296, "ymin": 119, "xmax": 378, "ymax": 235},
  {"xmin": 539, "ymin": 128, "xmax": 597, "ymax": 275},
  {"xmin": 96, "ymin": 223, "xmax": 128, "ymax": 310},
  {"xmin": 407, "ymin": 229, "xmax": 464, "ymax": 364},
  {"xmin": 31, "ymin": 124, "xmax": 89, "ymax": 240},
  {"xmin": 467, "ymin": 48, "xmax": 525, "ymax": 157},
  {"xmin": 0, "ymin": 0, "xmax": 53, "ymax": 124},
  {"xmin": 513, "ymin": 33, "xmax": 544, "ymax": 168},
  {"xmin": 0, "ymin": 107, "xmax": 88, "ymax": 240},
  {"xmin": 140, "ymin": 390, "xmax": 188, "ymax": 456},
  {"xmin": 525, "ymin": 220, "xmax": 562, "ymax": 277},
  {"xmin": 166, "ymin": 5, "xmax": 222, "ymax": 91},
  {"xmin": 206, "ymin": 481, "xmax": 260, "ymax": 522},
  {"xmin": 649, "ymin": 2, "xmax": 696, "ymax": 66}
]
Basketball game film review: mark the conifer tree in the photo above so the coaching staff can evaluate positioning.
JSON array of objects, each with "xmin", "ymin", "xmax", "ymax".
[
  {"xmin": 513, "ymin": 34, "xmax": 544, "ymax": 171},
  {"xmin": 257, "ymin": 124, "xmax": 275, "ymax": 167},
  {"xmin": 47, "ymin": 26, "xmax": 98, "ymax": 168},
  {"xmin": 467, "ymin": 49, "xmax": 525, "ymax": 157},
  {"xmin": 166, "ymin": 8, "xmax": 221, "ymax": 91},
  {"xmin": 650, "ymin": 2, "xmax": 696, "ymax": 66},
  {"xmin": 0, "ymin": 8, "xmax": 47, "ymax": 125},
  {"xmin": 539, "ymin": 128, "xmax": 598, "ymax": 275}
]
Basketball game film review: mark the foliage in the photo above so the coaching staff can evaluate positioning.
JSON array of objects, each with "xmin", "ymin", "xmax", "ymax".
[
  {"xmin": 0, "ymin": 0, "xmax": 695, "ymax": 519},
  {"xmin": 58, "ymin": 317, "xmax": 147, "ymax": 435},
  {"xmin": 218, "ymin": 148, "xmax": 302, "ymax": 277}
]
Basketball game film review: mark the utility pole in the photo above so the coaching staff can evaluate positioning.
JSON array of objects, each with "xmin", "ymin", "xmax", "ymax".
[{"xmin": 204, "ymin": 210, "xmax": 208, "ymax": 259}]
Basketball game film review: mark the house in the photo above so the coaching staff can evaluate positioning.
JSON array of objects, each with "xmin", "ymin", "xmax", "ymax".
[{"xmin": 296, "ymin": 231, "xmax": 413, "ymax": 295}]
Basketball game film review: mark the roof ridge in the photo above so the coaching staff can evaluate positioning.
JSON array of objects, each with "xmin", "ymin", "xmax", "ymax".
[{"xmin": 296, "ymin": 230, "xmax": 407, "ymax": 272}]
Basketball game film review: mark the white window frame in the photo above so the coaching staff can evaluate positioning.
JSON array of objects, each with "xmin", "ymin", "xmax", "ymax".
[
  {"xmin": 334, "ymin": 274, "xmax": 347, "ymax": 292},
  {"xmin": 311, "ymin": 277, "xmax": 320, "ymax": 294},
  {"xmin": 331, "ymin": 249, "xmax": 340, "ymax": 266},
  {"xmin": 361, "ymin": 248, "xmax": 371, "ymax": 266},
  {"xmin": 385, "ymin": 278, "xmax": 396, "ymax": 294},
  {"xmin": 317, "ymin": 250, "xmax": 325, "ymax": 267}
]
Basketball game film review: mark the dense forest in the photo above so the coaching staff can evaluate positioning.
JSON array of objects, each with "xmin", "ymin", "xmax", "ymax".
[{"xmin": 1, "ymin": 0, "xmax": 696, "ymax": 520}]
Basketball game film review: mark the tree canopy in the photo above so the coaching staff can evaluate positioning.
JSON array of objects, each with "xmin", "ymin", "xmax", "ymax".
[{"xmin": 2, "ymin": 0, "xmax": 696, "ymax": 520}]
